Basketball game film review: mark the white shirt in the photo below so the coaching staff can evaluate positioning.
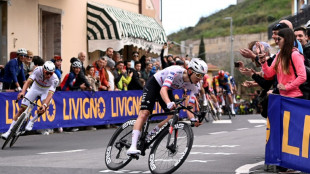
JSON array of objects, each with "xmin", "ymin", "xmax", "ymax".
[{"xmin": 29, "ymin": 66, "xmax": 59, "ymax": 93}]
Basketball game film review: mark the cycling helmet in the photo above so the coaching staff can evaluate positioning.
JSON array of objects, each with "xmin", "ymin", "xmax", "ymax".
[
  {"xmin": 43, "ymin": 61, "xmax": 55, "ymax": 72},
  {"xmin": 17, "ymin": 48, "xmax": 27, "ymax": 55},
  {"xmin": 218, "ymin": 70, "xmax": 225, "ymax": 77},
  {"xmin": 188, "ymin": 58, "xmax": 208, "ymax": 74},
  {"xmin": 72, "ymin": 61, "xmax": 82, "ymax": 68}
]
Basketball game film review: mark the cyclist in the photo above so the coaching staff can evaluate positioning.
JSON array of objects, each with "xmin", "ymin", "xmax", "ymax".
[
  {"xmin": 202, "ymin": 74, "xmax": 222, "ymax": 116},
  {"xmin": 1, "ymin": 61, "xmax": 59, "ymax": 140},
  {"xmin": 226, "ymin": 71, "xmax": 237, "ymax": 103},
  {"xmin": 127, "ymin": 58, "xmax": 208, "ymax": 155},
  {"xmin": 215, "ymin": 70, "xmax": 235, "ymax": 115}
]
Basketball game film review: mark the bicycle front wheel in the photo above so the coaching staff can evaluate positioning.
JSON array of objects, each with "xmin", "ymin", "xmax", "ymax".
[
  {"xmin": 10, "ymin": 117, "xmax": 27, "ymax": 148},
  {"xmin": 148, "ymin": 122, "xmax": 194, "ymax": 174},
  {"xmin": 105, "ymin": 120, "xmax": 135, "ymax": 170},
  {"xmin": 2, "ymin": 113, "xmax": 26, "ymax": 150}
]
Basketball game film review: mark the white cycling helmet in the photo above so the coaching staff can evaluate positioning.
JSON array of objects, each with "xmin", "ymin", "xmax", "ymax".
[
  {"xmin": 17, "ymin": 48, "xmax": 27, "ymax": 55},
  {"xmin": 188, "ymin": 58, "xmax": 208, "ymax": 74},
  {"xmin": 43, "ymin": 61, "xmax": 55, "ymax": 72},
  {"xmin": 72, "ymin": 61, "xmax": 82, "ymax": 68}
]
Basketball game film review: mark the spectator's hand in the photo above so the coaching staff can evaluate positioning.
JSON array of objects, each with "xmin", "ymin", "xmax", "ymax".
[
  {"xmin": 242, "ymin": 81, "xmax": 255, "ymax": 87},
  {"xmin": 239, "ymin": 68, "xmax": 255, "ymax": 77},
  {"xmin": 0, "ymin": 65, "xmax": 4, "ymax": 69},
  {"xmin": 100, "ymin": 85, "xmax": 108, "ymax": 90},
  {"xmin": 121, "ymin": 69, "xmax": 127, "ymax": 74},
  {"xmin": 95, "ymin": 76, "xmax": 100, "ymax": 80},
  {"xmin": 17, "ymin": 92, "xmax": 25, "ymax": 100},
  {"xmin": 129, "ymin": 72, "xmax": 133, "ymax": 77},
  {"xmin": 237, "ymin": 61, "xmax": 245, "ymax": 69},
  {"xmin": 80, "ymin": 83, "xmax": 86, "ymax": 90},
  {"xmin": 15, "ymin": 86, "xmax": 22, "ymax": 92},
  {"xmin": 258, "ymin": 54, "xmax": 267, "ymax": 64},
  {"xmin": 277, "ymin": 83, "xmax": 286, "ymax": 91},
  {"xmin": 239, "ymin": 48, "xmax": 256, "ymax": 60}
]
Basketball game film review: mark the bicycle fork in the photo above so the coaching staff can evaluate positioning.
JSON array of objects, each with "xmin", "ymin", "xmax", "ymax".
[{"xmin": 166, "ymin": 113, "xmax": 179, "ymax": 154}]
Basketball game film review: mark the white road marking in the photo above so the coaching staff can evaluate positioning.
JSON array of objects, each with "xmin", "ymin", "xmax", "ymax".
[
  {"xmin": 235, "ymin": 160, "xmax": 264, "ymax": 174},
  {"xmin": 248, "ymin": 119, "xmax": 266, "ymax": 124},
  {"xmin": 209, "ymin": 131, "xmax": 228, "ymax": 135},
  {"xmin": 187, "ymin": 160, "xmax": 215, "ymax": 163},
  {"xmin": 37, "ymin": 149, "xmax": 86, "ymax": 155},
  {"xmin": 255, "ymin": 125, "xmax": 265, "ymax": 128},
  {"xmin": 193, "ymin": 145, "xmax": 239, "ymax": 148},
  {"xmin": 235, "ymin": 128, "xmax": 249, "ymax": 131},
  {"xmin": 213, "ymin": 120, "xmax": 232, "ymax": 123},
  {"xmin": 190, "ymin": 152, "xmax": 237, "ymax": 155}
]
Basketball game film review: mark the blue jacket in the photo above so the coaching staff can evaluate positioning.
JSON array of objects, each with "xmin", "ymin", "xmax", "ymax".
[{"xmin": 0, "ymin": 58, "xmax": 26, "ymax": 83}]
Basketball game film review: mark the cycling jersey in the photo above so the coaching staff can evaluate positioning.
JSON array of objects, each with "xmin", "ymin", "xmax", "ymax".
[
  {"xmin": 21, "ymin": 66, "xmax": 59, "ymax": 107},
  {"xmin": 215, "ymin": 74, "xmax": 232, "ymax": 94},
  {"xmin": 153, "ymin": 65, "xmax": 200, "ymax": 104}
]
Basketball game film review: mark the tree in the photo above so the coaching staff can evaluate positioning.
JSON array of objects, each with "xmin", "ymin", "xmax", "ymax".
[{"xmin": 198, "ymin": 36, "xmax": 206, "ymax": 61}]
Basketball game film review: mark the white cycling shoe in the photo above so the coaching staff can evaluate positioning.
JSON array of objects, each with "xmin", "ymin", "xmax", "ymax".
[
  {"xmin": 1, "ymin": 131, "xmax": 10, "ymax": 140},
  {"xmin": 127, "ymin": 147, "xmax": 141, "ymax": 156},
  {"xmin": 231, "ymin": 110, "xmax": 236, "ymax": 115},
  {"xmin": 25, "ymin": 121, "xmax": 34, "ymax": 131}
]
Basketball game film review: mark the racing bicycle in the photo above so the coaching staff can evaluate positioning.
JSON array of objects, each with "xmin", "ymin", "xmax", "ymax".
[
  {"xmin": 105, "ymin": 97, "xmax": 204, "ymax": 174},
  {"xmin": 2, "ymin": 97, "xmax": 39, "ymax": 149},
  {"xmin": 219, "ymin": 90, "xmax": 234, "ymax": 119}
]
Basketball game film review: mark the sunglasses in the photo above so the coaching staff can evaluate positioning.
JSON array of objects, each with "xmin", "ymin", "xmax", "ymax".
[
  {"xmin": 133, "ymin": 54, "xmax": 139, "ymax": 57},
  {"xmin": 194, "ymin": 72, "xmax": 204, "ymax": 79},
  {"xmin": 20, "ymin": 54, "xmax": 27, "ymax": 57},
  {"xmin": 26, "ymin": 56, "xmax": 33, "ymax": 59},
  {"xmin": 45, "ymin": 72, "xmax": 53, "ymax": 76}
]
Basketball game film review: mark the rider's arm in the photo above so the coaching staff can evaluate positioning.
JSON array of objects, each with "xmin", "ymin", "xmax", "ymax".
[
  {"xmin": 18, "ymin": 78, "xmax": 33, "ymax": 99},
  {"xmin": 160, "ymin": 86, "xmax": 172, "ymax": 104}
]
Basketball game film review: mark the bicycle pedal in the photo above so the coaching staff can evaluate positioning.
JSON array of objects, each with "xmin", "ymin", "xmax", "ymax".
[{"xmin": 129, "ymin": 154, "xmax": 139, "ymax": 160}]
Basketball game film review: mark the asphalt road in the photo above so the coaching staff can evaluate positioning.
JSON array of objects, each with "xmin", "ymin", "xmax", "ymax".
[{"xmin": 0, "ymin": 114, "xmax": 267, "ymax": 174}]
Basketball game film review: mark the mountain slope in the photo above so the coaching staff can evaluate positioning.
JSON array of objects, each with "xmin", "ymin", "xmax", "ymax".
[{"xmin": 168, "ymin": 0, "xmax": 291, "ymax": 42}]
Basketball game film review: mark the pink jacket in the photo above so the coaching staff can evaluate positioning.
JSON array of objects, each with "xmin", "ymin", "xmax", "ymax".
[{"xmin": 262, "ymin": 50, "xmax": 306, "ymax": 98}]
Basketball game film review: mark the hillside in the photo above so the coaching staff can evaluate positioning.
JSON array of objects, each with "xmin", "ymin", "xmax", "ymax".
[{"xmin": 168, "ymin": 0, "xmax": 291, "ymax": 42}]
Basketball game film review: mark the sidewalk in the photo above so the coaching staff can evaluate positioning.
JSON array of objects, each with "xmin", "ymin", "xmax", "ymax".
[{"xmin": 250, "ymin": 164, "xmax": 309, "ymax": 174}]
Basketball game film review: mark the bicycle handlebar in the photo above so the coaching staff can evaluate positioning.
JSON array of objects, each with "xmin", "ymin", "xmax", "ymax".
[{"xmin": 16, "ymin": 96, "xmax": 40, "ymax": 107}]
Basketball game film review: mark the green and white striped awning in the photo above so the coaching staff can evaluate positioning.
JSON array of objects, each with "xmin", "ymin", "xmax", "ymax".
[{"xmin": 87, "ymin": 1, "xmax": 167, "ymax": 54}]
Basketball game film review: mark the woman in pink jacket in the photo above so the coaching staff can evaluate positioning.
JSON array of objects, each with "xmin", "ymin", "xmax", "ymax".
[{"xmin": 260, "ymin": 28, "xmax": 306, "ymax": 98}]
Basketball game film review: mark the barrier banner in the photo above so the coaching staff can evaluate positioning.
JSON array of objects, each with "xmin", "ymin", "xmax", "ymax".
[
  {"xmin": 0, "ymin": 90, "xmax": 185, "ymax": 132},
  {"xmin": 265, "ymin": 94, "xmax": 310, "ymax": 172}
]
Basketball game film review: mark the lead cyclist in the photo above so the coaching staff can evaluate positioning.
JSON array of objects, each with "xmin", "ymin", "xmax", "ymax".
[
  {"xmin": 127, "ymin": 58, "xmax": 208, "ymax": 155},
  {"xmin": 1, "ymin": 61, "xmax": 59, "ymax": 140}
]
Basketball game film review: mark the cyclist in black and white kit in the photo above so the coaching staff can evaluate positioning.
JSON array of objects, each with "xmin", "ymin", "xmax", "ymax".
[
  {"xmin": 127, "ymin": 58, "xmax": 208, "ymax": 155},
  {"xmin": 1, "ymin": 61, "xmax": 59, "ymax": 140}
]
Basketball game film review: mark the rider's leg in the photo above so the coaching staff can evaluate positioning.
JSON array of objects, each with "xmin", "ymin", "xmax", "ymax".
[
  {"xmin": 1, "ymin": 106, "xmax": 26, "ymax": 139},
  {"xmin": 228, "ymin": 94, "xmax": 235, "ymax": 114},
  {"xmin": 26, "ymin": 97, "xmax": 48, "ymax": 131},
  {"xmin": 127, "ymin": 110, "xmax": 150, "ymax": 154}
]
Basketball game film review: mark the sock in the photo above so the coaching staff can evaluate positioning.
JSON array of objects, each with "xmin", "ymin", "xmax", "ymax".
[
  {"xmin": 7, "ymin": 120, "xmax": 16, "ymax": 132},
  {"xmin": 216, "ymin": 102, "xmax": 220, "ymax": 109},
  {"xmin": 30, "ymin": 114, "xmax": 40, "ymax": 123},
  {"xmin": 230, "ymin": 104, "xmax": 234, "ymax": 111},
  {"xmin": 130, "ymin": 130, "xmax": 141, "ymax": 149}
]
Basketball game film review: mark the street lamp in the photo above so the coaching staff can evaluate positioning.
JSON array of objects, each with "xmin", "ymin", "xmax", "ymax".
[{"xmin": 224, "ymin": 17, "xmax": 234, "ymax": 77}]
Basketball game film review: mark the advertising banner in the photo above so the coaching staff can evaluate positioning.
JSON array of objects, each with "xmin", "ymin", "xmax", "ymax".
[
  {"xmin": 265, "ymin": 94, "xmax": 310, "ymax": 172},
  {"xmin": 0, "ymin": 90, "xmax": 185, "ymax": 132}
]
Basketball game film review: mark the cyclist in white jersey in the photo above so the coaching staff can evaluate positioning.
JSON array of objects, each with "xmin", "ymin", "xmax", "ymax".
[
  {"xmin": 1, "ymin": 61, "xmax": 59, "ymax": 140},
  {"xmin": 127, "ymin": 58, "xmax": 208, "ymax": 155}
]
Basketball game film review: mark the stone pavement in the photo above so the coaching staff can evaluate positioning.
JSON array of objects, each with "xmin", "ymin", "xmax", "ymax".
[{"xmin": 250, "ymin": 164, "xmax": 309, "ymax": 174}]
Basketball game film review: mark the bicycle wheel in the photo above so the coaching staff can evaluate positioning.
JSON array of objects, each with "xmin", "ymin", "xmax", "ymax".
[
  {"xmin": 105, "ymin": 119, "xmax": 135, "ymax": 170},
  {"xmin": 208, "ymin": 101, "xmax": 217, "ymax": 121},
  {"xmin": 10, "ymin": 117, "xmax": 27, "ymax": 148},
  {"xmin": 148, "ymin": 122, "xmax": 194, "ymax": 174},
  {"xmin": 2, "ymin": 113, "xmax": 26, "ymax": 150}
]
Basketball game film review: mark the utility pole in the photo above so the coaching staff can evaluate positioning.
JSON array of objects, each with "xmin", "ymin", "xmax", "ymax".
[{"xmin": 224, "ymin": 17, "xmax": 234, "ymax": 77}]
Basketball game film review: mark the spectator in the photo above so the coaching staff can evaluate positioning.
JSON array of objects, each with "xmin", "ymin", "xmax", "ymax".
[
  {"xmin": 260, "ymin": 28, "xmax": 306, "ymax": 98},
  {"xmin": 294, "ymin": 26, "xmax": 308, "ymax": 47},
  {"xmin": 112, "ymin": 52, "xmax": 121, "ymax": 65},
  {"xmin": 106, "ymin": 59, "xmax": 116, "ymax": 91},
  {"xmin": 141, "ymin": 62, "xmax": 153, "ymax": 81},
  {"xmin": 32, "ymin": 56, "xmax": 45, "ymax": 67},
  {"xmin": 1, "ymin": 48, "xmax": 27, "ymax": 91},
  {"xmin": 127, "ymin": 61, "xmax": 144, "ymax": 90},
  {"xmin": 61, "ymin": 61, "xmax": 91, "ymax": 91},
  {"xmin": 105, "ymin": 47, "xmax": 115, "ymax": 64},
  {"xmin": 85, "ymin": 65, "xmax": 99, "ymax": 91},
  {"xmin": 70, "ymin": 55, "xmax": 91, "ymax": 89},
  {"xmin": 93, "ymin": 57, "xmax": 110, "ymax": 91},
  {"xmin": 113, "ymin": 61, "xmax": 133, "ymax": 91},
  {"xmin": 23, "ymin": 50, "xmax": 35, "ymax": 79},
  {"xmin": 51, "ymin": 55, "xmax": 63, "ymax": 81}
]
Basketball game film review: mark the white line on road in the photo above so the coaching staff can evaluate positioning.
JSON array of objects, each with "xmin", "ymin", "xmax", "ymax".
[
  {"xmin": 235, "ymin": 128, "xmax": 249, "ymax": 131},
  {"xmin": 193, "ymin": 145, "xmax": 239, "ymax": 148},
  {"xmin": 213, "ymin": 120, "xmax": 232, "ymax": 123},
  {"xmin": 209, "ymin": 131, "xmax": 228, "ymax": 135},
  {"xmin": 190, "ymin": 152, "xmax": 237, "ymax": 155},
  {"xmin": 255, "ymin": 125, "xmax": 266, "ymax": 128},
  {"xmin": 187, "ymin": 160, "xmax": 215, "ymax": 163},
  {"xmin": 37, "ymin": 149, "xmax": 86, "ymax": 155},
  {"xmin": 235, "ymin": 160, "xmax": 264, "ymax": 174},
  {"xmin": 248, "ymin": 119, "xmax": 266, "ymax": 124}
]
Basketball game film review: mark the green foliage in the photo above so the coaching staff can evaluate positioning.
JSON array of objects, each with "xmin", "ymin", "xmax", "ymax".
[
  {"xmin": 168, "ymin": 0, "xmax": 291, "ymax": 42},
  {"xmin": 198, "ymin": 36, "xmax": 206, "ymax": 61}
]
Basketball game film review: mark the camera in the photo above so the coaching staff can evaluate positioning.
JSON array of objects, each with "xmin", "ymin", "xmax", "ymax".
[{"xmin": 234, "ymin": 62, "xmax": 240, "ymax": 68}]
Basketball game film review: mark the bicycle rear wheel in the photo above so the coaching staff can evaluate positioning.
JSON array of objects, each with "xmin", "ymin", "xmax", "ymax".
[
  {"xmin": 2, "ymin": 113, "xmax": 26, "ymax": 150},
  {"xmin": 148, "ymin": 122, "xmax": 193, "ymax": 174},
  {"xmin": 105, "ymin": 119, "xmax": 135, "ymax": 170}
]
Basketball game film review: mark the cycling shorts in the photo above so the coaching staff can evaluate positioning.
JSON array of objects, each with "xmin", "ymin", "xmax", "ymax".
[
  {"xmin": 140, "ymin": 76, "xmax": 175, "ymax": 113},
  {"xmin": 219, "ymin": 84, "xmax": 231, "ymax": 94},
  {"xmin": 21, "ymin": 85, "xmax": 50, "ymax": 108}
]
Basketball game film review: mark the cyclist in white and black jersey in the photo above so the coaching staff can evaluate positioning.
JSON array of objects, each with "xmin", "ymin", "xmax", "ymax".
[
  {"xmin": 1, "ymin": 61, "xmax": 59, "ymax": 140},
  {"xmin": 127, "ymin": 58, "xmax": 208, "ymax": 155}
]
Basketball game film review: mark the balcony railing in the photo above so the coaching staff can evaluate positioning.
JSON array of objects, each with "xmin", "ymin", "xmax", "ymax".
[{"xmin": 268, "ymin": 5, "xmax": 310, "ymax": 39}]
